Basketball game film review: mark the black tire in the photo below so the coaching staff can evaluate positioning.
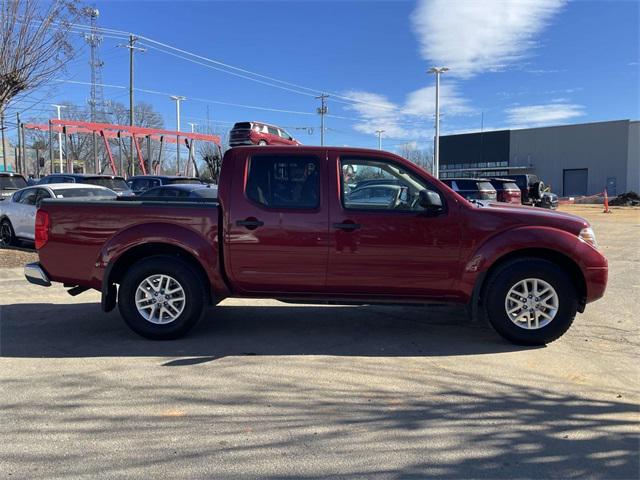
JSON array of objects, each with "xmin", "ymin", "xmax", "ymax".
[
  {"xmin": 0, "ymin": 219, "xmax": 15, "ymax": 248},
  {"xmin": 118, "ymin": 255, "xmax": 206, "ymax": 340},
  {"xmin": 484, "ymin": 257, "xmax": 577, "ymax": 345}
]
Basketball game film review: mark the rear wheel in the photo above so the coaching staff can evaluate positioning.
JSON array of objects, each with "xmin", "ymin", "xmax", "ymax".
[
  {"xmin": 258, "ymin": 140, "xmax": 268, "ymax": 146},
  {"xmin": 0, "ymin": 219, "xmax": 15, "ymax": 248},
  {"xmin": 484, "ymin": 258, "xmax": 577, "ymax": 345},
  {"xmin": 118, "ymin": 256, "xmax": 206, "ymax": 340}
]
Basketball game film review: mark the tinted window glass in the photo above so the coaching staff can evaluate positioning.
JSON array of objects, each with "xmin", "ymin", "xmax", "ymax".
[
  {"xmin": 84, "ymin": 177, "xmax": 129, "ymax": 190},
  {"xmin": 0, "ymin": 176, "xmax": 27, "ymax": 189},
  {"xmin": 18, "ymin": 188, "xmax": 39, "ymax": 205},
  {"xmin": 167, "ymin": 178, "xmax": 202, "ymax": 185},
  {"xmin": 233, "ymin": 122, "xmax": 252, "ymax": 129},
  {"xmin": 246, "ymin": 155, "xmax": 319, "ymax": 209},
  {"xmin": 51, "ymin": 187, "xmax": 115, "ymax": 198},
  {"xmin": 477, "ymin": 181, "xmax": 495, "ymax": 191},
  {"xmin": 193, "ymin": 187, "xmax": 218, "ymax": 198},
  {"xmin": 340, "ymin": 158, "xmax": 441, "ymax": 212},
  {"xmin": 267, "ymin": 126, "xmax": 279, "ymax": 136},
  {"xmin": 131, "ymin": 179, "xmax": 160, "ymax": 191}
]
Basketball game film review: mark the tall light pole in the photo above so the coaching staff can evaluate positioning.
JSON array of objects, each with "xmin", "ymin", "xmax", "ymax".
[
  {"xmin": 428, "ymin": 66, "xmax": 449, "ymax": 178},
  {"xmin": 170, "ymin": 95, "xmax": 186, "ymax": 174},
  {"xmin": 187, "ymin": 122, "xmax": 198, "ymax": 177},
  {"xmin": 316, "ymin": 93, "xmax": 328, "ymax": 146},
  {"xmin": 375, "ymin": 130, "xmax": 385, "ymax": 150},
  {"xmin": 51, "ymin": 104, "xmax": 66, "ymax": 173}
]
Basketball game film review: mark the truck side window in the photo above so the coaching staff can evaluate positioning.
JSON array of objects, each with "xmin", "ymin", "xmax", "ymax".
[
  {"xmin": 340, "ymin": 157, "xmax": 441, "ymax": 212},
  {"xmin": 246, "ymin": 155, "xmax": 320, "ymax": 209}
]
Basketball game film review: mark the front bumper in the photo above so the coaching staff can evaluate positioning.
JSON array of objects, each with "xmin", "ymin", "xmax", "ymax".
[{"xmin": 24, "ymin": 262, "xmax": 51, "ymax": 287}]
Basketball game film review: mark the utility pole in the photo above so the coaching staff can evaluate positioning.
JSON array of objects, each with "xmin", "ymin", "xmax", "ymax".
[
  {"xmin": 119, "ymin": 35, "xmax": 145, "ymax": 176},
  {"xmin": 187, "ymin": 122, "xmax": 198, "ymax": 177},
  {"xmin": 428, "ymin": 66, "xmax": 449, "ymax": 179},
  {"xmin": 316, "ymin": 93, "xmax": 329, "ymax": 146},
  {"xmin": 0, "ymin": 109, "xmax": 6, "ymax": 172},
  {"xmin": 170, "ymin": 95, "xmax": 186, "ymax": 174},
  {"xmin": 16, "ymin": 112, "xmax": 21, "ymax": 174},
  {"xmin": 51, "ymin": 104, "xmax": 66, "ymax": 173},
  {"xmin": 375, "ymin": 129, "xmax": 385, "ymax": 150}
]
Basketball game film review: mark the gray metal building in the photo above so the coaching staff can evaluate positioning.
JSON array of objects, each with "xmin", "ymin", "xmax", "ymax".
[{"xmin": 440, "ymin": 119, "xmax": 639, "ymax": 196}]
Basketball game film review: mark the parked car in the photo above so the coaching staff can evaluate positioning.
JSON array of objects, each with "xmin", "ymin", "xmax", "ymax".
[
  {"xmin": 26, "ymin": 146, "xmax": 607, "ymax": 346},
  {"xmin": 39, "ymin": 174, "xmax": 134, "ymax": 196},
  {"xmin": 489, "ymin": 178, "xmax": 522, "ymax": 204},
  {"xmin": 229, "ymin": 121, "xmax": 300, "ymax": 147},
  {"xmin": 0, "ymin": 184, "xmax": 116, "ymax": 247},
  {"xmin": 139, "ymin": 183, "xmax": 218, "ymax": 199},
  {"xmin": 0, "ymin": 172, "xmax": 28, "ymax": 201},
  {"xmin": 127, "ymin": 175, "xmax": 204, "ymax": 195},
  {"xmin": 441, "ymin": 178, "xmax": 498, "ymax": 202},
  {"xmin": 539, "ymin": 192, "xmax": 559, "ymax": 210},
  {"xmin": 345, "ymin": 184, "xmax": 406, "ymax": 209}
]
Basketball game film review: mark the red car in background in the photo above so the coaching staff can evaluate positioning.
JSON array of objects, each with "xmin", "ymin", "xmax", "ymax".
[
  {"xmin": 489, "ymin": 178, "xmax": 522, "ymax": 204},
  {"xmin": 229, "ymin": 121, "xmax": 301, "ymax": 147}
]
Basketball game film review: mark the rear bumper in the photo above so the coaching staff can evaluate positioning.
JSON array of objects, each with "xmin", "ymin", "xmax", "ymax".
[{"xmin": 24, "ymin": 262, "xmax": 51, "ymax": 287}]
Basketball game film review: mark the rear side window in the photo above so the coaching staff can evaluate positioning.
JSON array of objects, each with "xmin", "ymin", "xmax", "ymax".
[
  {"xmin": 246, "ymin": 155, "xmax": 319, "ymax": 209},
  {"xmin": 131, "ymin": 178, "xmax": 160, "ymax": 190},
  {"xmin": 267, "ymin": 126, "xmax": 279, "ymax": 136},
  {"xmin": 477, "ymin": 181, "xmax": 495, "ymax": 191}
]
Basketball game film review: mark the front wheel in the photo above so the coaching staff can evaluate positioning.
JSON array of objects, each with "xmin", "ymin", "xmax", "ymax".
[
  {"xmin": 0, "ymin": 219, "xmax": 15, "ymax": 248},
  {"xmin": 258, "ymin": 140, "xmax": 268, "ymax": 146},
  {"xmin": 484, "ymin": 258, "xmax": 578, "ymax": 345},
  {"xmin": 118, "ymin": 256, "xmax": 206, "ymax": 340}
]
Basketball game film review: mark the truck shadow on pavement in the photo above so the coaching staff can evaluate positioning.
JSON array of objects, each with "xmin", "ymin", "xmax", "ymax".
[{"xmin": 0, "ymin": 302, "xmax": 540, "ymax": 359}]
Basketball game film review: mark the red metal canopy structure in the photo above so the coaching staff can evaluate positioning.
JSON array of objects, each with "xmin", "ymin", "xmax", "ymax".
[{"xmin": 23, "ymin": 119, "xmax": 222, "ymax": 177}]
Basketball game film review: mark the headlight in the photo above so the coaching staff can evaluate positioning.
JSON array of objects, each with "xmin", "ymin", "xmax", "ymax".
[{"xmin": 579, "ymin": 227, "xmax": 598, "ymax": 249}]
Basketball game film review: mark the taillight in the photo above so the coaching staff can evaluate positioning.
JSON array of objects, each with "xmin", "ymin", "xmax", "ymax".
[{"xmin": 35, "ymin": 210, "xmax": 50, "ymax": 250}]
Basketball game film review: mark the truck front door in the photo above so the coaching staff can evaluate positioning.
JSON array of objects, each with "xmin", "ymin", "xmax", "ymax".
[
  {"xmin": 326, "ymin": 153, "xmax": 461, "ymax": 299},
  {"xmin": 225, "ymin": 151, "xmax": 329, "ymax": 294}
]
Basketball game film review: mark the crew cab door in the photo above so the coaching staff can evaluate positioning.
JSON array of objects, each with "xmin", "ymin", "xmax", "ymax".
[
  {"xmin": 225, "ymin": 150, "xmax": 329, "ymax": 294},
  {"xmin": 326, "ymin": 152, "xmax": 461, "ymax": 299}
]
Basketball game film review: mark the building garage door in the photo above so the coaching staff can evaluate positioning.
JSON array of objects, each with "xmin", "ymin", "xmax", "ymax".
[{"xmin": 563, "ymin": 169, "xmax": 588, "ymax": 196}]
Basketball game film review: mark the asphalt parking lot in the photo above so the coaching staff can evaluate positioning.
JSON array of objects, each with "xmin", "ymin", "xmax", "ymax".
[{"xmin": 1, "ymin": 205, "xmax": 638, "ymax": 479}]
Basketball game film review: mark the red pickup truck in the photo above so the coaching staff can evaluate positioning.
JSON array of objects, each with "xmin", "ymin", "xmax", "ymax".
[{"xmin": 24, "ymin": 146, "xmax": 607, "ymax": 345}]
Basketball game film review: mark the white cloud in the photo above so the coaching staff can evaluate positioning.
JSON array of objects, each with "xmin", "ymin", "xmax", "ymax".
[
  {"xmin": 506, "ymin": 103, "xmax": 584, "ymax": 127},
  {"xmin": 411, "ymin": 0, "xmax": 566, "ymax": 77},
  {"xmin": 343, "ymin": 84, "xmax": 475, "ymax": 139}
]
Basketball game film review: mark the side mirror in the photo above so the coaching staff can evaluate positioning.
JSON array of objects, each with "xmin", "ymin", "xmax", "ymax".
[{"xmin": 419, "ymin": 189, "xmax": 443, "ymax": 213}]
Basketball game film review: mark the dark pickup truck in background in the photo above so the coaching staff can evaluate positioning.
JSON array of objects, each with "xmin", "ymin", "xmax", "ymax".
[{"xmin": 25, "ymin": 146, "xmax": 607, "ymax": 345}]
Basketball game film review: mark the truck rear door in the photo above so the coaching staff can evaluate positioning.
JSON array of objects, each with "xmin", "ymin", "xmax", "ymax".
[{"xmin": 225, "ymin": 150, "xmax": 329, "ymax": 294}]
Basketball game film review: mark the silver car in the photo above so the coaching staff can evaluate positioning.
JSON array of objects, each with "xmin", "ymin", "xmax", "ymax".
[{"xmin": 0, "ymin": 183, "xmax": 117, "ymax": 247}]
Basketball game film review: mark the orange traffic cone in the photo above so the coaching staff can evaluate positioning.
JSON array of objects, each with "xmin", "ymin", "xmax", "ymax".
[{"xmin": 603, "ymin": 188, "xmax": 611, "ymax": 213}]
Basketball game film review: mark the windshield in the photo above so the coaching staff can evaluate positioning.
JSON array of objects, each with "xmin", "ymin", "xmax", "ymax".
[
  {"xmin": 52, "ymin": 187, "xmax": 116, "ymax": 198},
  {"xmin": 0, "ymin": 176, "xmax": 28, "ymax": 190},
  {"xmin": 83, "ymin": 178, "xmax": 130, "ymax": 191}
]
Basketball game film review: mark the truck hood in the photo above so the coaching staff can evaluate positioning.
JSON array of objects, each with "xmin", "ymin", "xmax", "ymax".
[{"xmin": 477, "ymin": 201, "xmax": 589, "ymax": 236}]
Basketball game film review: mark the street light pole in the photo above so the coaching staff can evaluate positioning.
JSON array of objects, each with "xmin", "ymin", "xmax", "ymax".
[
  {"xmin": 51, "ymin": 104, "xmax": 66, "ymax": 173},
  {"xmin": 187, "ymin": 122, "xmax": 198, "ymax": 177},
  {"xmin": 375, "ymin": 129, "xmax": 385, "ymax": 150},
  {"xmin": 428, "ymin": 66, "xmax": 449, "ymax": 179},
  {"xmin": 170, "ymin": 95, "xmax": 186, "ymax": 174}
]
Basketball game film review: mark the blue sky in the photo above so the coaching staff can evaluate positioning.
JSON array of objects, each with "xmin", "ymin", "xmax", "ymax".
[{"xmin": 10, "ymin": 0, "xmax": 640, "ymax": 151}]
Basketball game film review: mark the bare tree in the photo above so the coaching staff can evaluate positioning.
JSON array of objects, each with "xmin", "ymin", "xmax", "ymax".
[
  {"xmin": 0, "ymin": 0, "xmax": 87, "ymax": 111},
  {"xmin": 397, "ymin": 142, "xmax": 434, "ymax": 173}
]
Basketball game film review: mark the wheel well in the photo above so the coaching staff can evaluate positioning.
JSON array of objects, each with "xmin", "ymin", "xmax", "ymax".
[
  {"xmin": 479, "ymin": 248, "xmax": 587, "ymax": 312},
  {"xmin": 107, "ymin": 243, "xmax": 212, "ymax": 303}
]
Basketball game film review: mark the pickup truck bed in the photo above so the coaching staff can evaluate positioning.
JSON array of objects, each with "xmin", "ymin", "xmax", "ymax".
[{"xmin": 26, "ymin": 146, "xmax": 608, "ymax": 345}]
